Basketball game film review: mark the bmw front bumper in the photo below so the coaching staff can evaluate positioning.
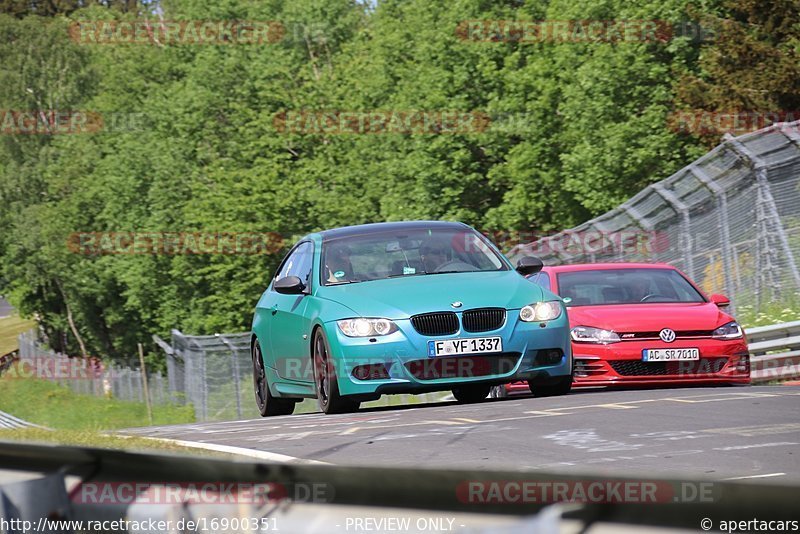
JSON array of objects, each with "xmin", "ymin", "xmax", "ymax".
[{"xmin": 323, "ymin": 310, "xmax": 572, "ymax": 397}]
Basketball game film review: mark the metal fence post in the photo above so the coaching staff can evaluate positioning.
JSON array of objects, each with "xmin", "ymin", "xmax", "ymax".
[
  {"xmin": 724, "ymin": 134, "xmax": 800, "ymax": 296},
  {"xmin": 218, "ymin": 335, "xmax": 243, "ymax": 419},
  {"xmin": 691, "ymin": 165, "xmax": 736, "ymax": 313},
  {"xmin": 652, "ymin": 183, "xmax": 695, "ymax": 279}
]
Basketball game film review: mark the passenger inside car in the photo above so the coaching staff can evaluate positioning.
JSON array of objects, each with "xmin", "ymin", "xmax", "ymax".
[
  {"xmin": 325, "ymin": 244, "xmax": 354, "ymax": 282},
  {"xmin": 601, "ymin": 286, "xmax": 625, "ymax": 303}
]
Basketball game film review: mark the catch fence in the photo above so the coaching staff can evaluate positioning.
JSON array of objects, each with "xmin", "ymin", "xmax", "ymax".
[
  {"xmin": 509, "ymin": 121, "xmax": 800, "ymax": 315},
  {"xmin": 12, "ymin": 331, "xmax": 170, "ymax": 405},
  {"xmin": 156, "ymin": 329, "xmax": 447, "ymax": 422}
]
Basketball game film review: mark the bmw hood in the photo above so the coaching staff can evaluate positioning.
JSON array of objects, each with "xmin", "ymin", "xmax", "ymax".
[{"xmin": 319, "ymin": 271, "xmax": 548, "ymax": 320}]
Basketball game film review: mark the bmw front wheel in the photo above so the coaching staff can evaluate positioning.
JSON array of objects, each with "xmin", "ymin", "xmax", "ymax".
[{"xmin": 313, "ymin": 329, "xmax": 360, "ymax": 414}]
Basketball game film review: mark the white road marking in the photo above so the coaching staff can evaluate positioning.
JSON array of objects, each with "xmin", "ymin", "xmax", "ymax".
[
  {"xmin": 136, "ymin": 436, "xmax": 330, "ymax": 464},
  {"xmin": 713, "ymin": 442, "xmax": 798, "ymax": 451},
  {"xmin": 542, "ymin": 429, "xmax": 645, "ymax": 453},
  {"xmin": 702, "ymin": 423, "xmax": 800, "ymax": 437},
  {"xmin": 723, "ymin": 472, "xmax": 786, "ymax": 480}
]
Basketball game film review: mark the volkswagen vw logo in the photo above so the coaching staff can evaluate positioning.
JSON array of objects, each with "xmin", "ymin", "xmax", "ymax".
[
  {"xmin": 659, "ymin": 328, "xmax": 676, "ymax": 343},
  {"xmin": 451, "ymin": 301, "xmax": 463, "ymax": 308}
]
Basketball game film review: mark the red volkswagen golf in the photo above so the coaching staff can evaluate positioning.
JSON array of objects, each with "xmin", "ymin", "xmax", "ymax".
[{"xmin": 497, "ymin": 263, "xmax": 750, "ymax": 396}]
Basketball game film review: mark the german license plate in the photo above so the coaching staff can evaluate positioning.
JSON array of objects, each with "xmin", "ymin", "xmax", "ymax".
[
  {"xmin": 642, "ymin": 348, "xmax": 699, "ymax": 361},
  {"xmin": 428, "ymin": 337, "xmax": 502, "ymax": 357}
]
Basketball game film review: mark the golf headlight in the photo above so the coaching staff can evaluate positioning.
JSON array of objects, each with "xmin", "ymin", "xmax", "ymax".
[
  {"xmin": 520, "ymin": 301, "xmax": 562, "ymax": 322},
  {"xmin": 712, "ymin": 321, "xmax": 743, "ymax": 340},
  {"xmin": 571, "ymin": 326, "xmax": 620, "ymax": 344},
  {"xmin": 337, "ymin": 318, "xmax": 398, "ymax": 337}
]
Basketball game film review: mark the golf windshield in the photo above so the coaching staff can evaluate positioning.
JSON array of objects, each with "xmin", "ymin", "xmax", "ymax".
[
  {"xmin": 322, "ymin": 228, "xmax": 508, "ymax": 285},
  {"xmin": 557, "ymin": 268, "xmax": 706, "ymax": 306}
]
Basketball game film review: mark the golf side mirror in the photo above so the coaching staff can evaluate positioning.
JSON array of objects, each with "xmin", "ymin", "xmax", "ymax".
[{"xmin": 710, "ymin": 294, "xmax": 730, "ymax": 308}]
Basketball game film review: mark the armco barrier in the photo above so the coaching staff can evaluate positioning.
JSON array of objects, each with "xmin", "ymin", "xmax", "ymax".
[
  {"xmin": 747, "ymin": 320, "xmax": 800, "ymax": 383},
  {"xmin": 0, "ymin": 410, "xmax": 45, "ymax": 430}
]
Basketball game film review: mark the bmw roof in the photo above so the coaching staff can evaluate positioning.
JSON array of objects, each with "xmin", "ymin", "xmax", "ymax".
[{"xmin": 317, "ymin": 220, "xmax": 469, "ymax": 241}]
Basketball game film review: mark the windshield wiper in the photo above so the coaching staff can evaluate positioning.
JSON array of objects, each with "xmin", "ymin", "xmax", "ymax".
[{"xmin": 386, "ymin": 272, "xmax": 429, "ymax": 278}]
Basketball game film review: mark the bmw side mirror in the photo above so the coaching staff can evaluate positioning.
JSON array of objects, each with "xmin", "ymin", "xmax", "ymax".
[
  {"xmin": 274, "ymin": 276, "xmax": 306, "ymax": 295},
  {"xmin": 710, "ymin": 294, "xmax": 730, "ymax": 308},
  {"xmin": 516, "ymin": 256, "xmax": 543, "ymax": 276}
]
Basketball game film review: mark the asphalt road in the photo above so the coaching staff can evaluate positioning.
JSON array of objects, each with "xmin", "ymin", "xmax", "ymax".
[{"xmin": 126, "ymin": 385, "xmax": 800, "ymax": 482}]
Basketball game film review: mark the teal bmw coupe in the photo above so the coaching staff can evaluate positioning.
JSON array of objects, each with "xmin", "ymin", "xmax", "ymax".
[{"xmin": 251, "ymin": 221, "xmax": 572, "ymax": 415}]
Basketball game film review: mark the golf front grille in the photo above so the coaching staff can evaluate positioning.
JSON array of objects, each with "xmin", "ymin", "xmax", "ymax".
[
  {"xmin": 620, "ymin": 330, "xmax": 714, "ymax": 340},
  {"xmin": 610, "ymin": 357, "xmax": 729, "ymax": 376}
]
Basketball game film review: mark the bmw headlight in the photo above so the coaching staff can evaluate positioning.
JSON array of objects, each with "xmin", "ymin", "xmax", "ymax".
[
  {"xmin": 519, "ymin": 301, "xmax": 562, "ymax": 322},
  {"xmin": 712, "ymin": 321, "xmax": 743, "ymax": 340},
  {"xmin": 571, "ymin": 326, "xmax": 620, "ymax": 344},
  {"xmin": 337, "ymin": 318, "xmax": 398, "ymax": 337}
]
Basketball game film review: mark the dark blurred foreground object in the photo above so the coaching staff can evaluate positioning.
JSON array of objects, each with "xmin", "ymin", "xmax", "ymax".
[{"xmin": 0, "ymin": 441, "xmax": 798, "ymax": 533}]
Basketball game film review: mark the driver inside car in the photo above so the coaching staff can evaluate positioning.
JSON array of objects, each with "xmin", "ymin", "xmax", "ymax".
[
  {"xmin": 419, "ymin": 244, "xmax": 448, "ymax": 273},
  {"xmin": 628, "ymin": 276, "xmax": 652, "ymax": 302}
]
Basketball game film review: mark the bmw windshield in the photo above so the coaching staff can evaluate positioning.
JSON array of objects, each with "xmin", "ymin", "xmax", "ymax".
[{"xmin": 321, "ymin": 227, "xmax": 508, "ymax": 285}]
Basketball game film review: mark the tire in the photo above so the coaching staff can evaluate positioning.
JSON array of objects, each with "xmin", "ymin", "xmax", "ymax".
[
  {"xmin": 527, "ymin": 375, "xmax": 572, "ymax": 397},
  {"xmin": 452, "ymin": 384, "xmax": 491, "ymax": 403},
  {"xmin": 489, "ymin": 385, "xmax": 508, "ymax": 399},
  {"xmin": 313, "ymin": 329, "xmax": 360, "ymax": 414},
  {"xmin": 252, "ymin": 339, "xmax": 296, "ymax": 416}
]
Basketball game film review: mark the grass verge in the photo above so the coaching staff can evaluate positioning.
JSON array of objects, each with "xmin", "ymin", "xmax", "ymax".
[
  {"xmin": 0, "ymin": 376, "xmax": 194, "ymax": 430},
  {"xmin": 0, "ymin": 315, "xmax": 35, "ymax": 356},
  {"xmin": 0, "ymin": 428, "xmax": 231, "ymax": 457}
]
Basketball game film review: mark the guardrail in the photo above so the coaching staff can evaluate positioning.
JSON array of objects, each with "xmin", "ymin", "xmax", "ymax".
[
  {"xmin": 0, "ymin": 410, "xmax": 45, "ymax": 430},
  {"xmin": 746, "ymin": 320, "xmax": 800, "ymax": 383}
]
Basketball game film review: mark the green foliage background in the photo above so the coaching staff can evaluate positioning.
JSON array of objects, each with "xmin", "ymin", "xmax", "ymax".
[{"xmin": 1, "ymin": 0, "xmax": 797, "ymax": 362}]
